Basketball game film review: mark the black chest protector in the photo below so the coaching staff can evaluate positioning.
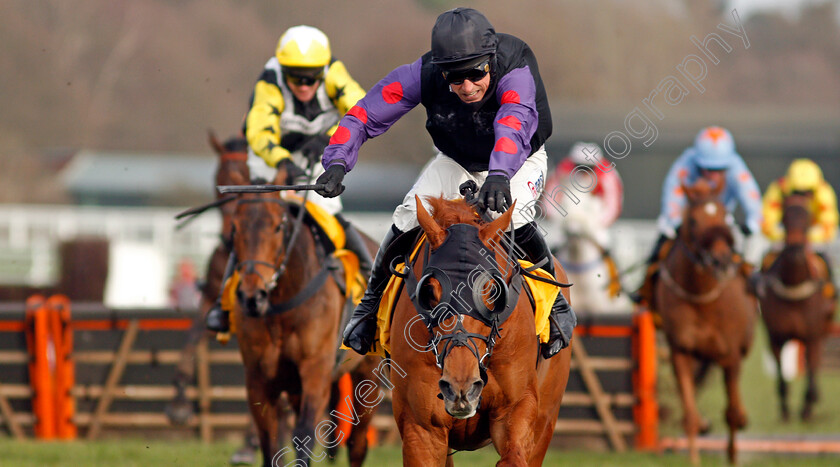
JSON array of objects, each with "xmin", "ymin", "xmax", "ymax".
[{"xmin": 420, "ymin": 34, "xmax": 552, "ymax": 172}]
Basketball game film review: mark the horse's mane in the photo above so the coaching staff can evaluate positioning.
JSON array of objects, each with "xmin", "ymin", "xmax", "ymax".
[{"xmin": 426, "ymin": 197, "xmax": 482, "ymax": 229}]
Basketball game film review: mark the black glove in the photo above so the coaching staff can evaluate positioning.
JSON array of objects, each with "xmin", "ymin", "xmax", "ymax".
[
  {"xmin": 276, "ymin": 158, "xmax": 305, "ymax": 184},
  {"xmin": 478, "ymin": 174, "xmax": 512, "ymax": 213},
  {"xmin": 300, "ymin": 133, "xmax": 331, "ymax": 166},
  {"xmin": 316, "ymin": 164, "xmax": 346, "ymax": 198}
]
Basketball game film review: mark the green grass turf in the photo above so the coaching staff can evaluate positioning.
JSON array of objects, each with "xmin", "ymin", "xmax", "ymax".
[{"xmin": 1, "ymin": 439, "xmax": 839, "ymax": 466}]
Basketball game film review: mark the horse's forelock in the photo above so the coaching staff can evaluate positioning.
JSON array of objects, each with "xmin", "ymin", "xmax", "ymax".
[{"xmin": 426, "ymin": 197, "xmax": 481, "ymax": 229}]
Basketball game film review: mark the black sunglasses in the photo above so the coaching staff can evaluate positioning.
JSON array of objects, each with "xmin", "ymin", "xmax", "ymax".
[
  {"xmin": 442, "ymin": 59, "xmax": 490, "ymax": 85},
  {"xmin": 285, "ymin": 74, "xmax": 322, "ymax": 86}
]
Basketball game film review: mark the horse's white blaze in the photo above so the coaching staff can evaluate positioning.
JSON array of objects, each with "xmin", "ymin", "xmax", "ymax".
[{"xmin": 704, "ymin": 202, "xmax": 718, "ymax": 216}]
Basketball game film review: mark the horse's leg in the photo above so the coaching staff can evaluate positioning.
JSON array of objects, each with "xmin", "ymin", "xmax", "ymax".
[
  {"xmin": 244, "ymin": 375, "xmax": 279, "ymax": 467},
  {"xmin": 293, "ymin": 358, "xmax": 333, "ymax": 466},
  {"xmin": 325, "ymin": 381, "xmax": 341, "ymax": 462},
  {"xmin": 671, "ymin": 351, "xmax": 701, "ymax": 466},
  {"xmin": 722, "ymin": 359, "xmax": 748, "ymax": 465},
  {"xmin": 801, "ymin": 338, "xmax": 823, "ymax": 421},
  {"xmin": 490, "ymin": 393, "xmax": 539, "ymax": 467},
  {"xmin": 399, "ymin": 420, "xmax": 449, "ymax": 467},
  {"xmin": 166, "ymin": 298, "xmax": 211, "ymax": 425},
  {"xmin": 346, "ymin": 365, "xmax": 376, "ymax": 467},
  {"xmin": 769, "ymin": 338, "xmax": 789, "ymax": 421}
]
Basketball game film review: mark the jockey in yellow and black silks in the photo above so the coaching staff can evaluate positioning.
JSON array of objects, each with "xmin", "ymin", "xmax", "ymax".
[
  {"xmin": 205, "ymin": 25, "xmax": 371, "ymax": 334},
  {"xmin": 760, "ymin": 158, "xmax": 838, "ymax": 296}
]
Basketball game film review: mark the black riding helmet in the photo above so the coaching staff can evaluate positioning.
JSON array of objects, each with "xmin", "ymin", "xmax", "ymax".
[{"xmin": 430, "ymin": 7, "xmax": 498, "ymax": 71}]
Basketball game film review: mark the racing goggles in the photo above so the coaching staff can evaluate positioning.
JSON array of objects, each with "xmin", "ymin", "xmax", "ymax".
[
  {"xmin": 284, "ymin": 68, "xmax": 324, "ymax": 86},
  {"xmin": 442, "ymin": 58, "xmax": 491, "ymax": 85}
]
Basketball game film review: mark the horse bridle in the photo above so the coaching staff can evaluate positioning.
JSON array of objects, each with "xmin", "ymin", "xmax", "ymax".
[
  {"xmin": 233, "ymin": 197, "xmax": 294, "ymax": 290},
  {"xmin": 400, "ymin": 223, "xmax": 522, "ymax": 385}
]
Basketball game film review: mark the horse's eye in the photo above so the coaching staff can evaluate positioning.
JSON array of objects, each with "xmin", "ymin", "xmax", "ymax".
[{"xmin": 418, "ymin": 283, "xmax": 439, "ymax": 310}]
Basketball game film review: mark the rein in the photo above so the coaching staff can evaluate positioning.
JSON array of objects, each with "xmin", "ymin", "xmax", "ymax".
[
  {"xmin": 659, "ymin": 236, "xmax": 738, "ymax": 304},
  {"xmin": 766, "ymin": 276, "xmax": 823, "ymax": 301},
  {"xmin": 764, "ymin": 244, "xmax": 825, "ymax": 302}
]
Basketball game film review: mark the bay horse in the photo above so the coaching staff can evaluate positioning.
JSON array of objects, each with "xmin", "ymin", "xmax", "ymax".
[
  {"xmin": 656, "ymin": 179, "xmax": 757, "ymax": 465},
  {"xmin": 167, "ymin": 132, "xmax": 250, "ymax": 425},
  {"xmin": 759, "ymin": 193, "xmax": 836, "ymax": 421},
  {"xmin": 390, "ymin": 195, "xmax": 572, "ymax": 466},
  {"xmin": 231, "ymin": 170, "xmax": 377, "ymax": 467}
]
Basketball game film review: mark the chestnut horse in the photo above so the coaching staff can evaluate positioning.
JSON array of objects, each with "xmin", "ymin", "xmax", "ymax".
[
  {"xmin": 389, "ymin": 196, "xmax": 572, "ymax": 466},
  {"xmin": 657, "ymin": 179, "xmax": 757, "ymax": 465},
  {"xmin": 759, "ymin": 193, "xmax": 836, "ymax": 421},
  {"xmin": 167, "ymin": 132, "xmax": 250, "ymax": 425},
  {"xmin": 230, "ymin": 174, "xmax": 378, "ymax": 467}
]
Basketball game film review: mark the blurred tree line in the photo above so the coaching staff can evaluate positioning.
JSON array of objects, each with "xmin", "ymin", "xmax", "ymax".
[{"xmin": 0, "ymin": 0, "xmax": 838, "ymax": 203}]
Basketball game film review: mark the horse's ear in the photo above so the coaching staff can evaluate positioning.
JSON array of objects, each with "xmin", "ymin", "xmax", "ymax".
[
  {"xmin": 416, "ymin": 195, "xmax": 445, "ymax": 248},
  {"xmin": 479, "ymin": 200, "xmax": 516, "ymax": 246},
  {"xmin": 208, "ymin": 129, "xmax": 223, "ymax": 156}
]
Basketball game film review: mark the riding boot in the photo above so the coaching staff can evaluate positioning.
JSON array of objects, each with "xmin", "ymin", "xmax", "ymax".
[
  {"xmin": 342, "ymin": 225, "xmax": 402, "ymax": 355},
  {"xmin": 205, "ymin": 250, "xmax": 236, "ymax": 333},
  {"xmin": 335, "ymin": 214, "xmax": 374, "ymax": 278},
  {"xmin": 513, "ymin": 222, "xmax": 577, "ymax": 359},
  {"xmin": 630, "ymin": 233, "xmax": 669, "ymax": 306}
]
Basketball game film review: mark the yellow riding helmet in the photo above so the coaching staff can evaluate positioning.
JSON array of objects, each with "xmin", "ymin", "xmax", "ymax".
[
  {"xmin": 786, "ymin": 158, "xmax": 823, "ymax": 192},
  {"xmin": 275, "ymin": 25, "xmax": 331, "ymax": 68}
]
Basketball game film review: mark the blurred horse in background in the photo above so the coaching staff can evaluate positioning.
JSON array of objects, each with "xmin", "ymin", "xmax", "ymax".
[
  {"xmin": 552, "ymin": 190, "xmax": 632, "ymax": 314},
  {"xmin": 657, "ymin": 179, "xmax": 757, "ymax": 465},
  {"xmin": 759, "ymin": 193, "xmax": 836, "ymax": 421},
  {"xmin": 167, "ymin": 132, "xmax": 250, "ymax": 426},
  {"xmin": 230, "ymin": 169, "xmax": 377, "ymax": 466}
]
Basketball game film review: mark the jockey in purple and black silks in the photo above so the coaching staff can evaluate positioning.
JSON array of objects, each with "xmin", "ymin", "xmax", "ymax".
[{"xmin": 315, "ymin": 7, "xmax": 576, "ymax": 359}]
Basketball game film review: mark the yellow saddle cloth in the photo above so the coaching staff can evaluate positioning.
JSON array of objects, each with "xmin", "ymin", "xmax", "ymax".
[{"xmin": 355, "ymin": 235, "xmax": 562, "ymax": 357}]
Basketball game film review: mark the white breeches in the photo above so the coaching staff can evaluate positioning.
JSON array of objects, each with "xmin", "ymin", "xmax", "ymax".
[{"xmin": 392, "ymin": 146, "xmax": 548, "ymax": 232}]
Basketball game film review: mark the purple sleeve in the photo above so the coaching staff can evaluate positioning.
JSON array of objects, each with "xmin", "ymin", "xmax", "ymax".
[
  {"xmin": 488, "ymin": 66, "xmax": 539, "ymax": 178},
  {"xmin": 321, "ymin": 58, "xmax": 422, "ymax": 172}
]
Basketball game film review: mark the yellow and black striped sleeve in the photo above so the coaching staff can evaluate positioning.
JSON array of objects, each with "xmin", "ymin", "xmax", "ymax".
[
  {"xmin": 323, "ymin": 59, "xmax": 366, "ymax": 135},
  {"xmin": 761, "ymin": 180, "xmax": 785, "ymax": 242},
  {"xmin": 811, "ymin": 182, "xmax": 839, "ymax": 243},
  {"xmin": 244, "ymin": 68, "xmax": 290, "ymax": 167}
]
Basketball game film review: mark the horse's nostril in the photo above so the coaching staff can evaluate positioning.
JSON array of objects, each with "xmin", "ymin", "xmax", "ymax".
[
  {"xmin": 467, "ymin": 380, "xmax": 484, "ymax": 400},
  {"xmin": 256, "ymin": 289, "xmax": 268, "ymax": 302},
  {"xmin": 438, "ymin": 380, "xmax": 456, "ymax": 400}
]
